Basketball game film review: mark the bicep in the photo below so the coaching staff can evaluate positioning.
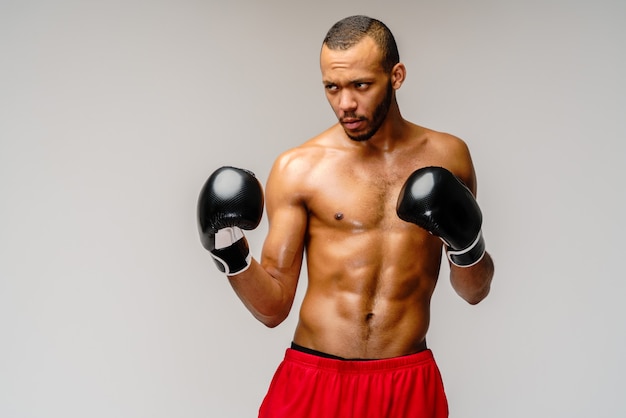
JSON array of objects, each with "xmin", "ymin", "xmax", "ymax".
[
  {"xmin": 261, "ymin": 204, "xmax": 307, "ymax": 278},
  {"xmin": 259, "ymin": 158, "xmax": 308, "ymax": 285}
]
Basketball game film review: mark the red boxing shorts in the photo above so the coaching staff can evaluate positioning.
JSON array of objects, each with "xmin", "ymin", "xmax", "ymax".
[{"xmin": 259, "ymin": 347, "xmax": 448, "ymax": 418}]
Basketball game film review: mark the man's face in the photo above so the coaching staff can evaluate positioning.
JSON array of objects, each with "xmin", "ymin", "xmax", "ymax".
[{"xmin": 320, "ymin": 37, "xmax": 394, "ymax": 142}]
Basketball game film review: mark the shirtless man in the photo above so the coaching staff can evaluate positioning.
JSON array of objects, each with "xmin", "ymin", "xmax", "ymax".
[{"xmin": 198, "ymin": 15, "xmax": 494, "ymax": 418}]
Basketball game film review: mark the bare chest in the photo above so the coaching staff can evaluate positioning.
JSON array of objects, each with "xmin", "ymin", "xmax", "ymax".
[{"xmin": 305, "ymin": 162, "xmax": 411, "ymax": 230}]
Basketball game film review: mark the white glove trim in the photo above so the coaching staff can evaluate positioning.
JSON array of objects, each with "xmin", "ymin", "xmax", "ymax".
[{"xmin": 214, "ymin": 227, "xmax": 244, "ymax": 249}]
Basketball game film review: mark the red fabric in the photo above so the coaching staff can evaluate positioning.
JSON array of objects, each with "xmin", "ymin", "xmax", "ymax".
[{"xmin": 259, "ymin": 348, "xmax": 448, "ymax": 418}]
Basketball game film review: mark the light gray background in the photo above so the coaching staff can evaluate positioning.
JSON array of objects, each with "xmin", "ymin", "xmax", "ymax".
[{"xmin": 1, "ymin": 0, "xmax": 625, "ymax": 417}]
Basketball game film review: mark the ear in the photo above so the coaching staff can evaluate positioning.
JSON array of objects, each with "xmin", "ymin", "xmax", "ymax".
[{"xmin": 390, "ymin": 63, "xmax": 406, "ymax": 90}]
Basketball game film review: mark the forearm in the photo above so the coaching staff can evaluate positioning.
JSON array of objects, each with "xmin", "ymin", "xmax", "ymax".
[
  {"xmin": 226, "ymin": 258, "xmax": 296, "ymax": 328},
  {"xmin": 449, "ymin": 251, "xmax": 494, "ymax": 305}
]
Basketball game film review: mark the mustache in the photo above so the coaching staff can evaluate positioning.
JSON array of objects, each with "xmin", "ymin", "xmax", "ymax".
[{"xmin": 339, "ymin": 113, "xmax": 367, "ymax": 122}]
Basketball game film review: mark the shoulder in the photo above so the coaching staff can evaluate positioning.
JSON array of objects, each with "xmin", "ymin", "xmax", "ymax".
[
  {"xmin": 271, "ymin": 136, "xmax": 329, "ymax": 177},
  {"xmin": 423, "ymin": 128, "xmax": 470, "ymax": 156},
  {"xmin": 421, "ymin": 128, "xmax": 477, "ymax": 193},
  {"xmin": 271, "ymin": 125, "xmax": 345, "ymax": 176},
  {"xmin": 266, "ymin": 126, "xmax": 342, "ymax": 199}
]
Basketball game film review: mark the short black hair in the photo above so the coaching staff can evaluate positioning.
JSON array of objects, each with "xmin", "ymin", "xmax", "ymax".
[{"xmin": 323, "ymin": 15, "xmax": 400, "ymax": 73}]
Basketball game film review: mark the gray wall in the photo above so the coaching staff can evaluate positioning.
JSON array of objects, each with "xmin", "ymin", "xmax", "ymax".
[{"xmin": 1, "ymin": 0, "xmax": 624, "ymax": 417}]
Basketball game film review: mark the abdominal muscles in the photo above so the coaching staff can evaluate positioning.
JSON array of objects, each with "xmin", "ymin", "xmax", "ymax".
[{"xmin": 294, "ymin": 226, "xmax": 442, "ymax": 359}]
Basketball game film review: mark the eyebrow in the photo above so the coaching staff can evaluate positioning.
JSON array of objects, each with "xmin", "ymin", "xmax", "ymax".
[{"xmin": 323, "ymin": 78, "xmax": 373, "ymax": 86}]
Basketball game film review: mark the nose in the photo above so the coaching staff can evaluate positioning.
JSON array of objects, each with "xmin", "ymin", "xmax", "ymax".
[{"xmin": 338, "ymin": 90, "xmax": 357, "ymax": 113}]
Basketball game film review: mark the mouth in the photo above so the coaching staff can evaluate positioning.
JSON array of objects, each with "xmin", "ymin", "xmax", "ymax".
[{"xmin": 341, "ymin": 118, "xmax": 365, "ymax": 131}]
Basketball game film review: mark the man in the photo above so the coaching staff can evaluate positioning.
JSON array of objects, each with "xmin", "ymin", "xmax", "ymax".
[{"xmin": 198, "ymin": 15, "xmax": 494, "ymax": 418}]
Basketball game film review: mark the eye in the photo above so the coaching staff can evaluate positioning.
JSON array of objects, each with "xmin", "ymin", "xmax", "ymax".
[
  {"xmin": 355, "ymin": 82, "xmax": 370, "ymax": 90},
  {"xmin": 325, "ymin": 84, "xmax": 338, "ymax": 92}
]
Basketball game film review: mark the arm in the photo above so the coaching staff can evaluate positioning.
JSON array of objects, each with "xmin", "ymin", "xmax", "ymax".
[
  {"xmin": 397, "ymin": 135, "xmax": 495, "ymax": 305},
  {"xmin": 447, "ymin": 140, "xmax": 494, "ymax": 304},
  {"xmin": 449, "ymin": 251, "xmax": 494, "ymax": 305},
  {"xmin": 226, "ymin": 153, "xmax": 308, "ymax": 327}
]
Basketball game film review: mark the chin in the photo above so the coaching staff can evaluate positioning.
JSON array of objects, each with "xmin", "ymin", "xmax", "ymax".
[
  {"xmin": 343, "ymin": 126, "xmax": 373, "ymax": 142},
  {"xmin": 348, "ymin": 135, "xmax": 371, "ymax": 142},
  {"xmin": 346, "ymin": 129, "xmax": 377, "ymax": 142}
]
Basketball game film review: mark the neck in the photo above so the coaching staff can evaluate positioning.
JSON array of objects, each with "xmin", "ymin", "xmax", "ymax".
[{"xmin": 354, "ymin": 103, "xmax": 407, "ymax": 153}]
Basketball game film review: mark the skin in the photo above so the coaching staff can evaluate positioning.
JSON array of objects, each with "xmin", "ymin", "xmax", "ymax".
[{"xmin": 228, "ymin": 36, "xmax": 494, "ymax": 359}]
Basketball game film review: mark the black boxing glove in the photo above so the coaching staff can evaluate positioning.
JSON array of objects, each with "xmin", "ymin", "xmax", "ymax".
[
  {"xmin": 197, "ymin": 166, "xmax": 264, "ymax": 275},
  {"xmin": 396, "ymin": 166, "xmax": 485, "ymax": 267}
]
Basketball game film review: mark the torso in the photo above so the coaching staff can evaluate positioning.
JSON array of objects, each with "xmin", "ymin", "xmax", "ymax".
[{"xmin": 277, "ymin": 122, "xmax": 472, "ymax": 359}]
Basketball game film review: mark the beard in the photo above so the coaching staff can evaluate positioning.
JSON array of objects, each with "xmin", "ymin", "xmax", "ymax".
[{"xmin": 343, "ymin": 81, "xmax": 394, "ymax": 142}]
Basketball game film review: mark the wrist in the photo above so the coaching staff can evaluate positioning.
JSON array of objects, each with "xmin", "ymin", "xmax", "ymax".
[
  {"xmin": 209, "ymin": 227, "xmax": 252, "ymax": 276},
  {"xmin": 447, "ymin": 231, "xmax": 485, "ymax": 267}
]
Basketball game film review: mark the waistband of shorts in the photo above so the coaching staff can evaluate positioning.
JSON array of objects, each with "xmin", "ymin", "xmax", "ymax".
[{"xmin": 283, "ymin": 347, "xmax": 435, "ymax": 373}]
